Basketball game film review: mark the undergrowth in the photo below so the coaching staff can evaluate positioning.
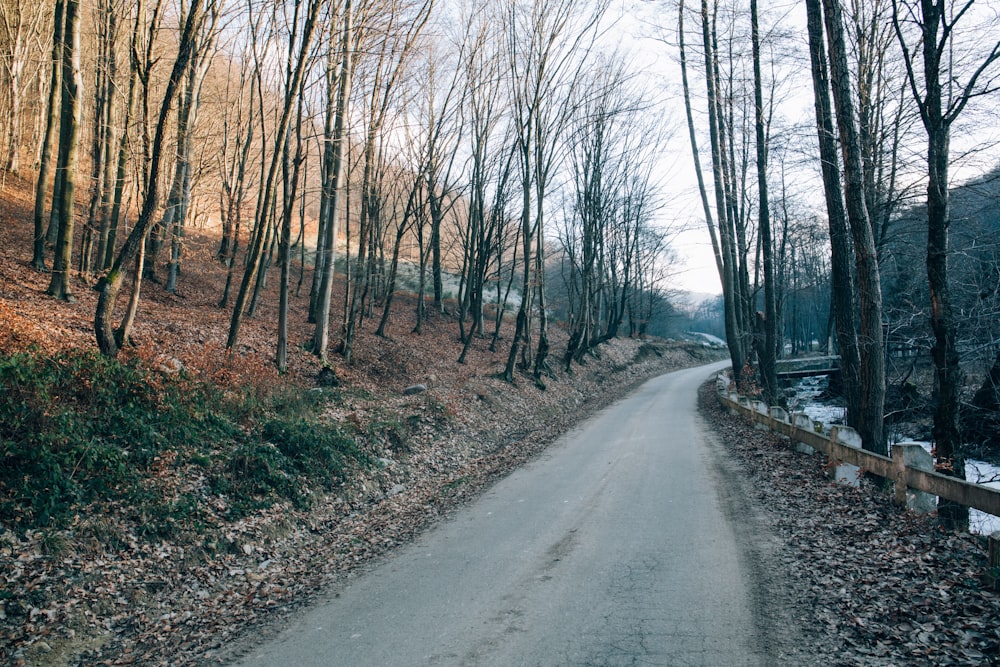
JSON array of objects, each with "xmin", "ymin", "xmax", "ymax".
[{"xmin": 0, "ymin": 347, "xmax": 366, "ymax": 535}]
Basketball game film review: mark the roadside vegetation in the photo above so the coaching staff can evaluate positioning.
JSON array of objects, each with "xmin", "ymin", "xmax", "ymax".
[{"xmin": 0, "ymin": 346, "xmax": 368, "ymax": 535}]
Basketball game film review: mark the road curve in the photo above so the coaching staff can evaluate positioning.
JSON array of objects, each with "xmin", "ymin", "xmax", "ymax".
[{"xmin": 231, "ymin": 361, "xmax": 778, "ymax": 666}]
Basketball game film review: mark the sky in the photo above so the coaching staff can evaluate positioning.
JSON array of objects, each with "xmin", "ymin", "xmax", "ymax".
[{"xmin": 608, "ymin": 0, "xmax": 1000, "ymax": 298}]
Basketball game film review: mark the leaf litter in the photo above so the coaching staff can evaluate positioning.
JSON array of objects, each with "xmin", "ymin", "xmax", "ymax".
[{"xmin": 699, "ymin": 382, "xmax": 1000, "ymax": 666}]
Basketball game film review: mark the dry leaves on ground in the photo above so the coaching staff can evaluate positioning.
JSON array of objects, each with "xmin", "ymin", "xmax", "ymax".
[{"xmin": 698, "ymin": 382, "xmax": 1000, "ymax": 666}]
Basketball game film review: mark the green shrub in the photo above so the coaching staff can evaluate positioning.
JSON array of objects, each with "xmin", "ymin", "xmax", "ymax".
[{"xmin": 0, "ymin": 348, "xmax": 367, "ymax": 534}]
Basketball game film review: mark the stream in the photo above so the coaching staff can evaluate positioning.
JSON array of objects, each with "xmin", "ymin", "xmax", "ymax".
[{"xmin": 784, "ymin": 375, "xmax": 1000, "ymax": 535}]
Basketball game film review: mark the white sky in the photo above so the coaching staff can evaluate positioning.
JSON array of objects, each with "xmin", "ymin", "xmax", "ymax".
[{"xmin": 608, "ymin": 0, "xmax": 1000, "ymax": 297}]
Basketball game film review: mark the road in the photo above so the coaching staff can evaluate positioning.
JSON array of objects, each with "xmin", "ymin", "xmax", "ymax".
[{"xmin": 230, "ymin": 361, "xmax": 782, "ymax": 666}]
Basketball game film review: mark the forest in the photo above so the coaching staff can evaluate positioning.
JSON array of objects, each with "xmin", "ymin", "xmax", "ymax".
[
  {"xmin": 4, "ymin": 1, "xmax": 1000, "ymax": 661},
  {"xmin": 2, "ymin": 0, "xmax": 1000, "ymax": 524}
]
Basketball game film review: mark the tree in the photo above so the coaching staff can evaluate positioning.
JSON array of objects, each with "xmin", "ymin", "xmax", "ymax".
[
  {"xmin": 311, "ymin": 0, "xmax": 354, "ymax": 361},
  {"xmin": 102, "ymin": 0, "xmax": 163, "ymax": 273},
  {"xmin": 32, "ymin": 0, "xmax": 64, "ymax": 270},
  {"xmin": 45, "ymin": 0, "xmax": 82, "ymax": 302},
  {"xmin": 892, "ymin": 0, "xmax": 1000, "ymax": 527},
  {"xmin": 677, "ymin": 0, "xmax": 750, "ymax": 387},
  {"xmin": 0, "ymin": 0, "xmax": 46, "ymax": 174},
  {"xmin": 95, "ymin": 0, "xmax": 206, "ymax": 356},
  {"xmin": 561, "ymin": 58, "xmax": 665, "ymax": 368},
  {"xmin": 341, "ymin": 0, "xmax": 433, "ymax": 363},
  {"xmin": 79, "ymin": 0, "xmax": 121, "ymax": 280},
  {"xmin": 819, "ymin": 0, "xmax": 887, "ymax": 456},
  {"xmin": 501, "ymin": 0, "xmax": 605, "ymax": 384},
  {"xmin": 277, "ymin": 66, "xmax": 310, "ymax": 373},
  {"xmin": 217, "ymin": 54, "xmax": 259, "ymax": 309},
  {"xmin": 804, "ymin": 0, "xmax": 863, "ymax": 435},
  {"xmin": 225, "ymin": 0, "xmax": 323, "ymax": 354},
  {"xmin": 163, "ymin": 5, "xmax": 220, "ymax": 293},
  {"xmin": 750, "ymin": 0, "xmax": 777, "ymax": 403},
  {"xmin": 414, "ymin": 39, "xmax": 464, "ymax": 335}
]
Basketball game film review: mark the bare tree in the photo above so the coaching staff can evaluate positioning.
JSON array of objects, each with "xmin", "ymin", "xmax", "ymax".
[
  {"xmin": 0, "ymin": 0, "xmax": 46, "ymax": 174},
  {"xmin": 217, "ymin": 54, "xmax": 259, "ymax": 308},
  {"xmin": 31, "ymin": 0, "xmax": 64, "ymax": 270},
  {"xmin": 341, "ymin": 0, "xmax": 433, "ymax": 363},
  {"xmin": 804, "ymin": 0, "xmax": 863, "ymax": 434},
  {"xmin": 45, "ymin": 0, "xmax": 82, "ymax": 302},
  {"xmin": 311, "ymin": 0, "xmax": 354, "ymax": 361},
  {"xmin": 226, "ymin": 0, "xmax": 323, "ymax": 355},
  {"xmin": 95, "ymin": 0, "xmax": 207, "ymax": 356},
  {"xmin": 102, "ymin": 0, "xmax": 164, "ymax": 272},
  {"xmin": 163, "ymin": 5, "xmax": 220, "ymax": 293},
  {"xmin": 677, "ymin": 0, "xmax": 749, "ymax": 386},
  {"xmin": 501, "ymin": 0, "xmax": 606, "ymax": 384},
  {"xmin": 892, "ymin": 0, "xmax": 1000, "ymax": 527},
  {"xmin": 561, "ymin": 58, "xmax": 664, "ymax": 368},
  {"xmin": 750, "ymin": 0, "xmax": 778, "ymax": 402},
  {"xmin": 820, "ymin": 0, "xmax": 887, "ymax": 455},
  {"xmin": 78, "ymin": 0, "xmax": 121, "ymax": 279}
]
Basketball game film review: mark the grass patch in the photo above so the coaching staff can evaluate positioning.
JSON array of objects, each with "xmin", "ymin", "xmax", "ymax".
[{"xmin": 0, "ymin": 348, "xmax": 368, "ymax": 535}]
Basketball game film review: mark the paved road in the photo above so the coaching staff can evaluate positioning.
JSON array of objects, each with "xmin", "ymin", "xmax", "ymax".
[{"xmin": 231, "ymin": 361, "xmax": 779, "ymax": 666}]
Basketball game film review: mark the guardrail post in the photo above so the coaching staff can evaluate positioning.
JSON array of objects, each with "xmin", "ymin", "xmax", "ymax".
[
  {"xmin": 751, "ymin": 401, "xmax": 769, "ymax": 430},
  {"xmin": 830, "ymin": 426, "xmax": 862, "ymax": 487},
  {"xmin": 769, "ymin": 407, "xmax": 790, "ymax": 424},
  {"xmin": 987, "ymin": 532, "xmax": 1000, "ymax": 592},
  {"xmin": 891, "ymin": 443, "xmax": 936, "ymax": 513},
  {"xmin": 791, "ymin": 413, "xmax": 817, "ymax": 455}
]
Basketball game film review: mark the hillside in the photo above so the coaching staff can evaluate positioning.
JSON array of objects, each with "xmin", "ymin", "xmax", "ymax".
[{"xmin": 0, "ymin": 174, "xmax": 722, "ymax": 665}]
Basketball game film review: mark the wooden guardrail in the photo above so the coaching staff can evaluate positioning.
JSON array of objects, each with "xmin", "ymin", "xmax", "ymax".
[{"xmin": 714, "ymin": 376, "xmax": 1000, "ymax": 520}]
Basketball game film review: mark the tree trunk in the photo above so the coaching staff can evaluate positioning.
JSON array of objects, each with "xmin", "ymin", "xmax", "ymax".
[
  {"xmin": 430, "ymin": 187, "xmax": 444, "ymax": 311},
  {"xmin": 312, "ymin": 0, "xmax": 353, "ymax": 362},
  {"xmin": 503, "ymin": 143, "xmax": 534, "ymax": 383},
  {"xmin": 80, "ymin": 0, "xmax": 116, "ymax": 280},
  {"xmin": 926, "ymin": 123, "xmax": 964, "ymax": 485},
  {"xmin": 822, "ymin": 0, "xmax": 885, "ymax": 456},
  {"xmin": 32, "ymin": 0, "xmax": 65, "ymax": 271},
  {"xmin": 277, "ymin": 92, "xmax": 306, "ymax": 373},
  {"xmin": 750, "ymin": 0, "xmax": 778, "ymax": 404},
  {"xmin": 698, "ymin": 0, "xmax": 745, "ymax": 386},
  {"xmin": 46, "ymin": 0, "xmax": 81, "ymax": 303},
  {"xmin": 804, "ymin": 0, "xmax": 862, "ymax": 433},
  {"xmin": 104, "ymin": 0, "xmax": 143, "ymax": 271}
]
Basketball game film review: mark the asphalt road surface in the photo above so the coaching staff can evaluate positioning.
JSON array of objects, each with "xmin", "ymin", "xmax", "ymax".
[{"xmin": 231, "ymin": 361, "xmax": 782, "ymax": 666}]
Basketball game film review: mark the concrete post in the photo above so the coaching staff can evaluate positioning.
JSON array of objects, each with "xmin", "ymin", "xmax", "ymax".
[
  {"xmin": 791, "ymin": 413, "xmax": 816, "ymax": 455},
  {"xmin": 987, "ymin": 532, "xmax": 1000, "ymax": 592},
  {"xmin": 727, "ymin": 391, "xmax": 741, "ymax": 415},
  {"xmin": 769, "ymin": 407, "xmax": 790, "ymax": 424},
  {"xmin": 751, "ymin": 400, "xmax": 769, "ymax": 430},
  {"xmin": 891, "ymin": 443, "xmax": 936, "ymax": 513},
  {"xmin": 830, "ymin": 426, "xmax": 862, "ymax": 488}
]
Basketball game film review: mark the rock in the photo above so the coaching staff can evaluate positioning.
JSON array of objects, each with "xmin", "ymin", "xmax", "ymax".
[
  {"xmin": 403, "ymin": 384, "xmax": 427, "ymax": 395},
  {"xmin": 155, "ymin": 355, "xmax": 184, "ymax": 374}
]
